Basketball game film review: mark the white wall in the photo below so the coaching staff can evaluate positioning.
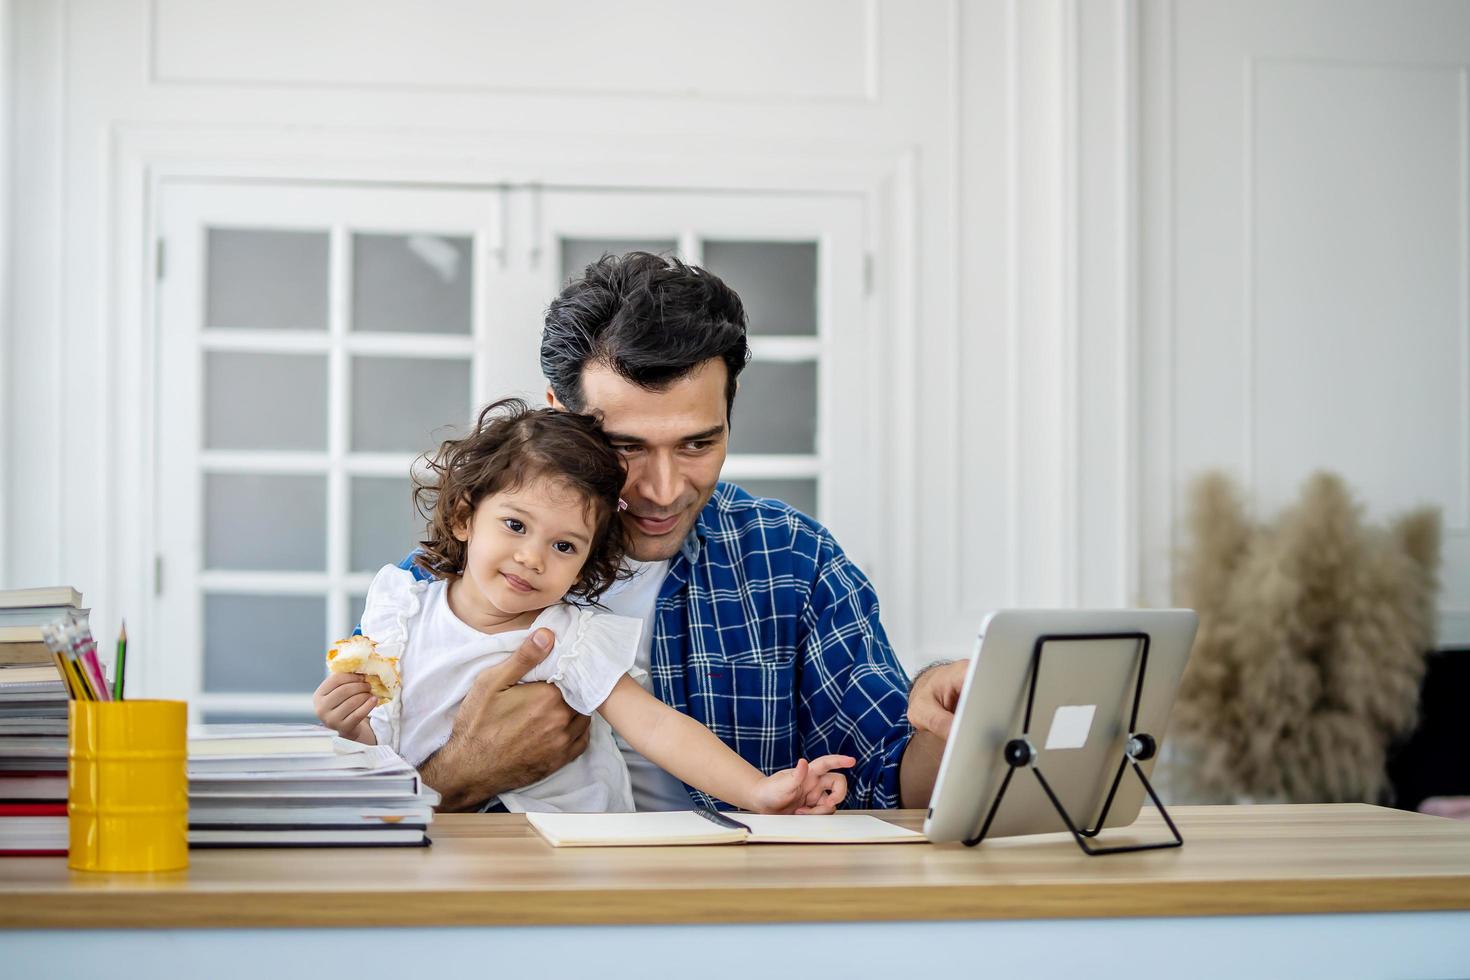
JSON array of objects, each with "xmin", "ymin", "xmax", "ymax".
[{"xmin": 3, "ymin": 0, "xmax": 1467, "ymax": 678}]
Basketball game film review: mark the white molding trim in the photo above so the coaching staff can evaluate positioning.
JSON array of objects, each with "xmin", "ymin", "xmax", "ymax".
[
  {"xmin": 881, "ymin": 147, "xmax": 921, "ymax": 660},
  {"xmin": 195, "ymin": 452, "xmax": 420, "ymax": 477},
  {"xmin": 198, "ymin": 570, "xmax": 379, "ymax": 594},
  {"xmin": 942, "ymin": 0, "xmax": 965, "ymax": 628},
  {"xmin": 1005, "ymin": 0, "xmax": 1023, "ymax": 608},
  {"xmin": 1162, "ymin": 0, "xmax": 1178, "ymax": 607},
  {"xmin": 863, "ymin": 0, "xmax": 883, "ymax": 103},
  {"xmin": 52, "ymin": 0, "xmax": 67, "ymax": 578},
  {"xmin": 1117, "ymin": 0, "xmax": 1142, "ymax": 605},
  {"xmin": 53, "ymin": 0, "xmax": 68, "ymax": 582},
  {"xmin": 1241, "ymin": 57, "xmax": 1257, "ymax": 489},
  {"xmin": 745, "ymin": 337, "xmax": 822, "ymax": 362},
  {"xmin": 200, "ymin": 330, "xmax": 477, "ymax": 358},
  {"xmin": 1000, "ymin": 0, "xmax": 1078, "ymax": 609},
  {"xmin": 721, "ymin": 456, "xmax": 822, "ymax": 480},
  {"xmin": 193, "ymin": 692, "xmax": 314, "ymax": 716},
  {"xmin": 200, "ymin": 451, "xmax": 330, "ymax": 474},
  {"xmin": 1061, "ymin": 0, "xmax": 1082, "ymax": 606},
  {"xmin": 1138, "ymin": 0, "xmax": 1178, "ymax": 608},
  {"xmin": 326, "ymin": 223, "xmax": 350, "ymax": 655},
  {"xmin": 345, "ymin": 454, "xmax": 421, "ymax": 478},
  {"xmin": 1460, "ymin": 67, "xmax": 1470, "ymax": 535},
  {"xmin": 0, "ymin": 0, "xmax": 10, "ymax": 587}
]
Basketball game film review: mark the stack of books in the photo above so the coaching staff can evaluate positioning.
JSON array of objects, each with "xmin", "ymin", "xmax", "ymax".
[
  {"xmin": 0, "ymin": 587, "xmax": 82, "ymax": 856},
  {"xmin": 187, "ymin": 725, "xmax": 438, "ymax": 848},
  {"xmin": 0, "ymin": 586, "xmax": 85, "ymax": 663}
]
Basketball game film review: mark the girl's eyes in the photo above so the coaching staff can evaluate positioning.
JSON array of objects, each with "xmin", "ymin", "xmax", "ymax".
[{"xmin": 502, "ymin": 518, "xmax": 576, "ymax": 555}]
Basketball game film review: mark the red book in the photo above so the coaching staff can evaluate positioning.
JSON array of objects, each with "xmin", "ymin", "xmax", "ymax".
[
  {"xmin": 0, "ymin": 801, "xmax": 67, "ymax": 856},
  {"xmin": 0, "ymin": 803, "xmax": 66, "ymax": 816}
]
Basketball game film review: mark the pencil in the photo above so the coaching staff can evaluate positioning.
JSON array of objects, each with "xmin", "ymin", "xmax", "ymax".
[
  {"xmin": 113, "ymin": 621, "xmax": 127, "ymax": 701},
  {"xmin": 51, "ymin": 650, "xmax": 77, "ymax": 700},
  {"xmin": 62, "ymin": 618, "xmax": 99, "ymax": 700},
  {"xmin": 69, "ymin": 654, "xmax": 95, "ymax": 700},
  {"xmin": 77, "ymin": 638, "xmax": 106, "ymax": 701},
  {"xmin": 40, "ymin": 623, "xmax": 85, "ymax": 700}
]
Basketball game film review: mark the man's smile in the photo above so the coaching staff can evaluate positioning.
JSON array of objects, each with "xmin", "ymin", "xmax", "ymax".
[{"xmin": 630, "ymin": 512, "xmax": 680, "ymax": 535}]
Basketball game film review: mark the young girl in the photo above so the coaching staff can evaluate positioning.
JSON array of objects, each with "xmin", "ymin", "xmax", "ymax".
[{"xmin": 312, "ymin": 398, "xmax": 851, "ymax": 814}]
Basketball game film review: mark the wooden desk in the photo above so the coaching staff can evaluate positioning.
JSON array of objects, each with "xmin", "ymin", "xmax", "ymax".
[{"xmin": 4, "ymin": 805, "xmax": 1470, "ymax": 979}]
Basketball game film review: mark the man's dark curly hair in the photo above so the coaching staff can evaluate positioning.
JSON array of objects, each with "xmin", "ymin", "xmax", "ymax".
[
  {"xmin": 541, "ymin": 251, "xmax": 750, "ymax": 417},
  {"xmin": 411, "ymin": 398, "xmax": 627, "ymax": 604}
]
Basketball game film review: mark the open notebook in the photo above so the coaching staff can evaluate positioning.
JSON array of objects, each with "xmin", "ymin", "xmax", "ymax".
[{"xmin": 527, "ymin": 809, "xmax": 926, "ymax": 847}]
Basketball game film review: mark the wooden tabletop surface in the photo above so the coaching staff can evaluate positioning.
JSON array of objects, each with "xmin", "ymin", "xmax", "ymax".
[{"xmin": 3, "ymin": 804, "xmax": 1470, "ymax": 929}]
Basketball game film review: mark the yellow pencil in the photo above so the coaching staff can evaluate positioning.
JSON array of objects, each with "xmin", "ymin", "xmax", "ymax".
[
  {"xmin": 68, "ymin": 655, "xmax": 96, "ymax": 700},
  {"xmin": 51, "ymin": 650, "xmax": 77, "ymax": 700}
]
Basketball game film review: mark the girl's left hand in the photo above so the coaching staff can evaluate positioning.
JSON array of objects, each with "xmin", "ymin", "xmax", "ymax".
[{"xmin": 750, "ymin": 754, "xmax": 855, "ymax": 814}]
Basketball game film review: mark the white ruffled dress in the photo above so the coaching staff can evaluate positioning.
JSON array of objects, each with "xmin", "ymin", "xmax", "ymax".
[{"xmin": 361, "ymin": 564, "xmax": 642, "ymax": 813}]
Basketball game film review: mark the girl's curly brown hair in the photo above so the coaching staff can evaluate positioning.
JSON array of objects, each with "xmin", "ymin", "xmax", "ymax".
[{"xmin": 411, "ymin": 398, "xmax": 628, "ymax": 604}]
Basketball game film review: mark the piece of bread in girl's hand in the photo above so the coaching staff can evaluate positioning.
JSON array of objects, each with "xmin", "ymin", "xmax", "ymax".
[{"xmin": 326, "ymin": 635, "xmax": 401, "ymax": 704}]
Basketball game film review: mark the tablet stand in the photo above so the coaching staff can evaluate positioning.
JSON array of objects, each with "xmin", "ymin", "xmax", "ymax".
[{"xmin": 963, "ymin": 631, "xmax": 1184, "ymax": 856}]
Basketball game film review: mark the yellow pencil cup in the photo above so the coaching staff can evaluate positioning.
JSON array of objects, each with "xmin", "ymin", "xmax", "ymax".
[{"xmin": 68, "ymin": 699, "xmax": 189, "ymax": 872}]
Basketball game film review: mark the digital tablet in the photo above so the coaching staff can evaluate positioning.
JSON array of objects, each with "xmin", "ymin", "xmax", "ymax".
[{"xmin": 923, "ymin": 609, "xmax": 1198, "ymax": 844}]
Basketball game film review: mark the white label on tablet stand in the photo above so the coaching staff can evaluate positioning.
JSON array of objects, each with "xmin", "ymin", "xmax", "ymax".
[{"xmin": 1044, "ymin": 704, "xmax": 1096, "ymax": 750}]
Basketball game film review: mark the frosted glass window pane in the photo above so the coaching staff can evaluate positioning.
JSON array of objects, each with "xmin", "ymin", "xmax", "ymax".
[
  {"xmin": 729, "ymin": 361, "xmax": 817, "ymax": 454},
  {"xmin": 349, "ymin": 594, "xmax": 368, "ymax": 636},
  {"xmin": 735, "ymin": 478, "xmax": 818, "ymax": 519},
  {"xmin": 350, "ymin": 357, "xmax": 472, "ymax": 452},
  {"xmin": 203, "ymin": 594, "xmax": 325, "ymax": 693},
  {"xmin": 560, "ymin": 239, "xmax": 677, "ymax": 283},
  {"xmin": 206, "ymin": 228, "xmax": 329, "ymax": 331},
  {"xmin": 204, "ymin": 352, "xmax": 328, "ymax": 451},
  {"xmin": 205, "ymin": 474, "xmax": 327, "ymax": 571},
  {"xmin": 351, "ymin": 476, "xmax": 421, "ymax": 573},
  {"xmin": 352, "ymin": 233, "xmax": 472, "ymax": 335},
  {"xmin": 702, "ymin": 241, "xmax": 817, "ymax": 336}
]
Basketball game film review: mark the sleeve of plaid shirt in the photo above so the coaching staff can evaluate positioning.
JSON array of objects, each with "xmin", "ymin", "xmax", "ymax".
[{"xmin": 795, "ymin": 529, "xmax": 914, "ymax": 809}]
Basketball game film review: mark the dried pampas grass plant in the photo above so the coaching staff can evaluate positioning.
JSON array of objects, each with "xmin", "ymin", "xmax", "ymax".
[{"xmin": 1170, "ymin": 472, "xmax": 1440, "ymax": 804}]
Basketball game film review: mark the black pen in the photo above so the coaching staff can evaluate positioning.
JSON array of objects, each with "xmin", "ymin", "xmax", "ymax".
[{"xmin": 693, "ymin": 806, "xmax": 751, "ymax": 834}]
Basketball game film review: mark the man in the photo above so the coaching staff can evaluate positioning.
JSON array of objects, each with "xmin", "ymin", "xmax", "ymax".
[{"xmin": 414, "ymin": 252, "xmax": 966, "ymax": 811}]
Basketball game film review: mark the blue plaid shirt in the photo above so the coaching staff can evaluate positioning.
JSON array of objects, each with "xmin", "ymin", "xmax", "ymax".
[{"xmin": 399, "ymin": 482, "xmax": 914, "ymax": 809}]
